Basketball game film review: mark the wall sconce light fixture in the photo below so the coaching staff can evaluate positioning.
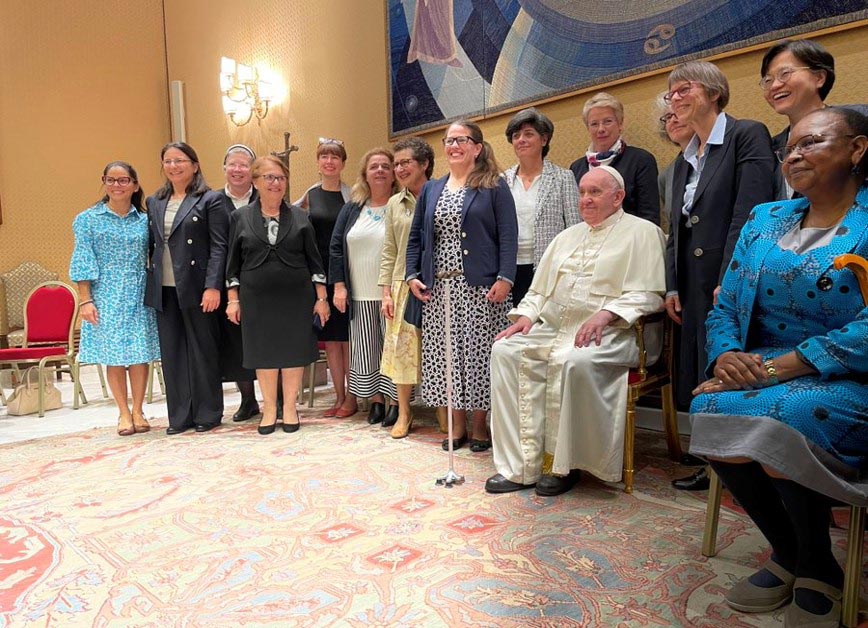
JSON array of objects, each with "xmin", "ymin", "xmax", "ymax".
[{"xmin": 220, "ymin": 56, "xmax": 271, "ymax": 126}]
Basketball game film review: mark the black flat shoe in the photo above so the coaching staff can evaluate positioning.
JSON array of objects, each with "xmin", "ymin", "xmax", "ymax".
[
  {"xmin": 441, "ymin": 435, "xmax": 467, "ymax": 451},
  {"xmin": 535, "ymin": 469, "xmax": 582, "ymax": 496},
  {"xmin": 382, "ymin": 404, "xmax": 399, "ymax": 428},
  {"xmin": 282, "ymin": 421, "xmax": 300, "ymax": 433},
  {"xmin": 367, "ymin": 402, "xmax": 385, "ymax": 424},
  {"xmin": 672, "ymin": 466, "xmax": 710, "ymax": 491},
  {"xmin": 469, "ymin": 439, "xmax": 491, "ymax": 452},
  {"xmin": 166, "ymin": 426, "xmax": 189, "ymax": 435},
  {"xmin": 195, "ymin": 423, "xmax": 219, "ymax": 433},
  {"xmin": 485, "ymin": 473, "xmax": 535, "ymax": 494},
  {"xmin": 232, "ymin": 398, "xmax": 260, "ymax": 422}
]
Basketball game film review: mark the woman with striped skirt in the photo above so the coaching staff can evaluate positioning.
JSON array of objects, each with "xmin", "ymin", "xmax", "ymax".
[{"xmin": 330, "ymin": 149, "xmax": 399, "ymax": 424}]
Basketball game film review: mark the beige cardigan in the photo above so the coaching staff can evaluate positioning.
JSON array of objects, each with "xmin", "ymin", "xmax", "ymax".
[{"xmin": 378, "ymin": 188, "xmax": 418, "ymax": 286}]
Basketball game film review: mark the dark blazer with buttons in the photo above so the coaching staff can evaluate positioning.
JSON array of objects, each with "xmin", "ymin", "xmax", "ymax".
[
  {"xmin": 227, "ymin": 200, "xmax": 324, "ymax": 280},
  {"xmin": 405, "ymin": 176, "xmax": 518, "ymax": 289},
  {"xmin": 664, "ymin": 115, "xmax": 775, "ymax": 407},
  {"xmin": 665, "ymin": 115, "xmax": 776, "ymax": 295},
  {"xmin": 144, "ymin": 189, "xmax": 228, "ymax": 312},
  {"xmin": 218, "ymin": 187, "xmax": 259, "ymax": 217}
]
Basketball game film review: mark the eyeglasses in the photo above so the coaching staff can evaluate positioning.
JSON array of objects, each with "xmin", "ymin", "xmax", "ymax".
[
  {"xmin": 663, "ymin": 82, "xmax": 695, "ymax": 104},
  {"xmin": 442, "ymin": 136, "xmax": 476, "ymax": 146},
  {"xmin": 102, "ymin": 176, "xmax": 134, "ymax": 186},
  {"xmin": 394, "ymin": 158, "xmax": 417, "ymax": 169},
  {"xmin": 162, "ymin": 158, "xmax": 192, "ymax": 166},
  {"xmin": 260, "ymin": 174, "xmax": 287, "ymax": 183},
  {"xmin": 775, "ymin": 133, "xmax": 857, "ymax": 163},
  {"xmin": 318, "ymin": 137, "xmax": 344, "ymax": 146},
  {"xmin": 659, "ymin": 113, "xmax": 677, "ymax": 124},
  {"xmin": 588, "ymin": 118, "xmax": 618, "ymax": 130},
  {"xmin": 759, "ymin": 66, "xmax": 812, "ymax": 91}
]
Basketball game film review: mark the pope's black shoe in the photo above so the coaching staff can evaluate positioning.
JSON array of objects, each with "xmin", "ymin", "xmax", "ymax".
[
  {"xmin": 672, "ymin": 466, "xmax": 710, "ymax": 491},
  {"xmin": 485, "ymin": 473, "xmax": 535, "ymax": 494},
  {"xmin": 535, "ymin": 469, "xmax": 582, "ymax": 496}
]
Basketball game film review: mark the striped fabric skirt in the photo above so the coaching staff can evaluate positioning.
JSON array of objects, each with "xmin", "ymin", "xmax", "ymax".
[{"xmin": 348, "ymin": 300, "xmax": 398, "ymax": 400}]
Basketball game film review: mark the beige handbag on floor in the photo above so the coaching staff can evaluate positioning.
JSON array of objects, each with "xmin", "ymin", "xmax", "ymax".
[{"xmin": 6, "ymin": 367, "xmax": 62, "ymax": 415}]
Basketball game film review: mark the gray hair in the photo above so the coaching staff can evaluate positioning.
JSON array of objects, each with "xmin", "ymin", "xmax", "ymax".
[
  {"xmin": 582, "ymin": 92, "xmax": 624, "ymax": 125},
  {"xmin": 668, "ymin": 60, "xmax": 730, "ymax": 111}
]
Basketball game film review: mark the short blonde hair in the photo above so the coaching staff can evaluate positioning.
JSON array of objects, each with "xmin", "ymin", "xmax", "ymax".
[
  {"xmin": 350, "ymin": 148, "xmax": 397, "ymax": 204},
  {"xmin": 582, "ymin": 92, "xmax": 624, "ymax": 125}
]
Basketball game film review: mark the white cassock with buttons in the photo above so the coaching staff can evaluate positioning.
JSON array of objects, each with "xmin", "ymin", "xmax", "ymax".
[{"xmin": 490, "ymin": 210, "xmax": 667, "ymax": 483}]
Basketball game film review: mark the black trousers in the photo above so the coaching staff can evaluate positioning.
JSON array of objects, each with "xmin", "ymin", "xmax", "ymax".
[
  {"xmin": 157, "ymin": 287, "xmax": 224, "ymax": 429},
  {"xmin": 512, "ymin": 263, "xmax": 535, "ymax": 306}
]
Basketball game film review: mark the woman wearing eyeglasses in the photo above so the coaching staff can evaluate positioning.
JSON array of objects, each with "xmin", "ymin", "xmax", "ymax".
[
  {"xmin": 760, "ymin": 40, "xmax": 836, "ymax": 200},
  {"xmin": 70, "ymin": 161, "xmax": 160, "ymax": 436},
  {"xmin": 406, "ymin": 120, "xmax": 518, "ymax": 451},
  {"xmin": 330, "ymin": 149, "xmax": 399, "ymax": 425},
  {"xmin": 226, "ymin": 156, "xmax": 328, "ymax": 435},
  {"xmin": 662, "ymin": 61, "xmax": 776, "ymax": 412},
  {"xmin": 689, "ymin": 106, "xmax": 868, "ymax": 627},
  {"xmin": 378, "ymin": 137, "xmax": 435, "ymax": 438},
  {"xmin": 144, "ymin": 142, "xmax": 228, "ymax": 435},
  {"xmin": 569, "ymin": 92, "xmax": 659, "ymax": 225},
  {"xmin": 295, "ymin": 139, "xmax": 354, "ymax": 417}
]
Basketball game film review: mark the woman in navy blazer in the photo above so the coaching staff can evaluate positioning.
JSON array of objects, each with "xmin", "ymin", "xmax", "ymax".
[
  {"xmin": 406, "ymin": 119, "xmax": 518, "ymax": 451},
  {"xmin": 144, "ymin": 142, "xmax": 228, "ymax": 435}
]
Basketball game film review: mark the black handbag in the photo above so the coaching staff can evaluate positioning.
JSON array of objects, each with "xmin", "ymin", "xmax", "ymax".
[{"xmin": 403, "ymin": 291, "xmax": 423, "ymax": 328}]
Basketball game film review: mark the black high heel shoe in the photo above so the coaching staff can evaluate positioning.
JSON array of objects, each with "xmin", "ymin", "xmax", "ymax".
[{"xmin": 258, "ymin": 413, "xmax": 277, "ymax": 435}]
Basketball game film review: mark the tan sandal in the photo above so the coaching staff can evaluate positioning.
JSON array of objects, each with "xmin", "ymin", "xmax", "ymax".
[
  {"xmin": 783, "ymin": 578, "xmax": 841, "ymax": 627},
  {"xmin": 117, "ymin": 416, "xmax": 135, "ymax": 436},
  {"xmin": 725, "ymin": 560, "xmax": 795, "ymax": 612},
  {"xmin": 132, "ymin": 412, "xmax": 151, "ymax": 433}
]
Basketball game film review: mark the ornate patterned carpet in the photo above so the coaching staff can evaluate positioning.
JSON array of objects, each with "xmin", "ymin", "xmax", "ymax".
[{"xmin": 0, "ymin": 402, "xmax": 860, "ymax": 627}]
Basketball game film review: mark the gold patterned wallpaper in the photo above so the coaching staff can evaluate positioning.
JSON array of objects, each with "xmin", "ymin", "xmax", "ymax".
[
  {"xmin": 0, "ymin": 1, "xmax": 865, "ymax": 282},
  {"xmin": 0, "ymin": 0, "xmax": 169, "ymax": 278}
]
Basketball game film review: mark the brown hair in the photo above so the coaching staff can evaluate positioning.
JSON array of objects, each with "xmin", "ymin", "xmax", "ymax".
[
  {"xmin": 447, "ymin": 120, "xmax": 501, "ymax": 189},
  {"xmin": 316, "ymin": 141, "xmax": 347, "ymax": 162}
]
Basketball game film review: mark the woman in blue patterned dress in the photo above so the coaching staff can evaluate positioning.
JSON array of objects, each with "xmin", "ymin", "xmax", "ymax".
[
  {"xmin": 688, "ymin": 108, "xmax": 868, "ymax": 626},
  {"xmin": 70, "ymin": 161, "xmax": 160, "ymax": 436}
]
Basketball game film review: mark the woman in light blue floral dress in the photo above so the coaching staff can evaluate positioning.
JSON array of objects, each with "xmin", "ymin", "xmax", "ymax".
[{"xmin": 70, "ymin": 161, "xmax": 160, "ymax": 436}]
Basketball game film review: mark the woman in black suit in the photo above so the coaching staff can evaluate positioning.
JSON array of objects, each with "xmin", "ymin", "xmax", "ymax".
[
  {"xmin": 226, "ymin": 156, "xmax": 329, "ymax": 435},
  {"xmin": 662, "ymin": 61, "xmax": 777, "ymax": 410},
  {"xmin": 145, "ymin": 142, "xmax": 228, "ymax": 435},
  {"xmin": 218, "ymin": 144, "xmax": 261, "ymax": 422}
]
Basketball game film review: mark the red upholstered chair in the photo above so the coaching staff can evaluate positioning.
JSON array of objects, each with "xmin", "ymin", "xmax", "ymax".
[
  {"xmin": 0, "ymin": 281, "xmax": 79, "ymax": 416},
  {"xmin": 622, "ymin": 312, "xmax": 683, "ymax": 493}
]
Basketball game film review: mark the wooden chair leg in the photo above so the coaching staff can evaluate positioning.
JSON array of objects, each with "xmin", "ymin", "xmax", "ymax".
[
  {"xmin": 702, "ymin": 469, "xmax": 723, "ymax": 557},
  {"xmin": 156, "ymin": 362, "xmax": 165, "ymax": 394},
  {"xmin": 37, "ymin": 362, "xmax": 46, "ymax": 417},
  {"xmin": 623, "ymin": 393, "xmax": 636, "ymax": 494},
  {"xmin": 661, "ymin": 383, "xmax": 683, "ymax": 460},
  {"xmin": 841, "ymin": 506, "xmax": 865, "ymax": 628},
  {"xmin": 72, "ymin": 360, "xmax": 81, "ymax": 409},
  {"xmin": 96, "ymin": 364, "xmax": 108, "ymax": 398}
]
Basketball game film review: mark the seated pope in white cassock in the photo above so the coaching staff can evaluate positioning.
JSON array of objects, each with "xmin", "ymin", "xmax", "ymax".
[{"xmin": 486, "ymin": 166, "xmax": 667, "ymax": 497}]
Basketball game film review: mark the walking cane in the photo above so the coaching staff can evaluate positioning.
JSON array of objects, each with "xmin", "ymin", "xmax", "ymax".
[
  {"xmin": 834, "ymin": 253, "xmax": 868, "ymax": 628},
  {"xmin": 436, "ymin": 275, "xmax": 464, "ymax": 488}
]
